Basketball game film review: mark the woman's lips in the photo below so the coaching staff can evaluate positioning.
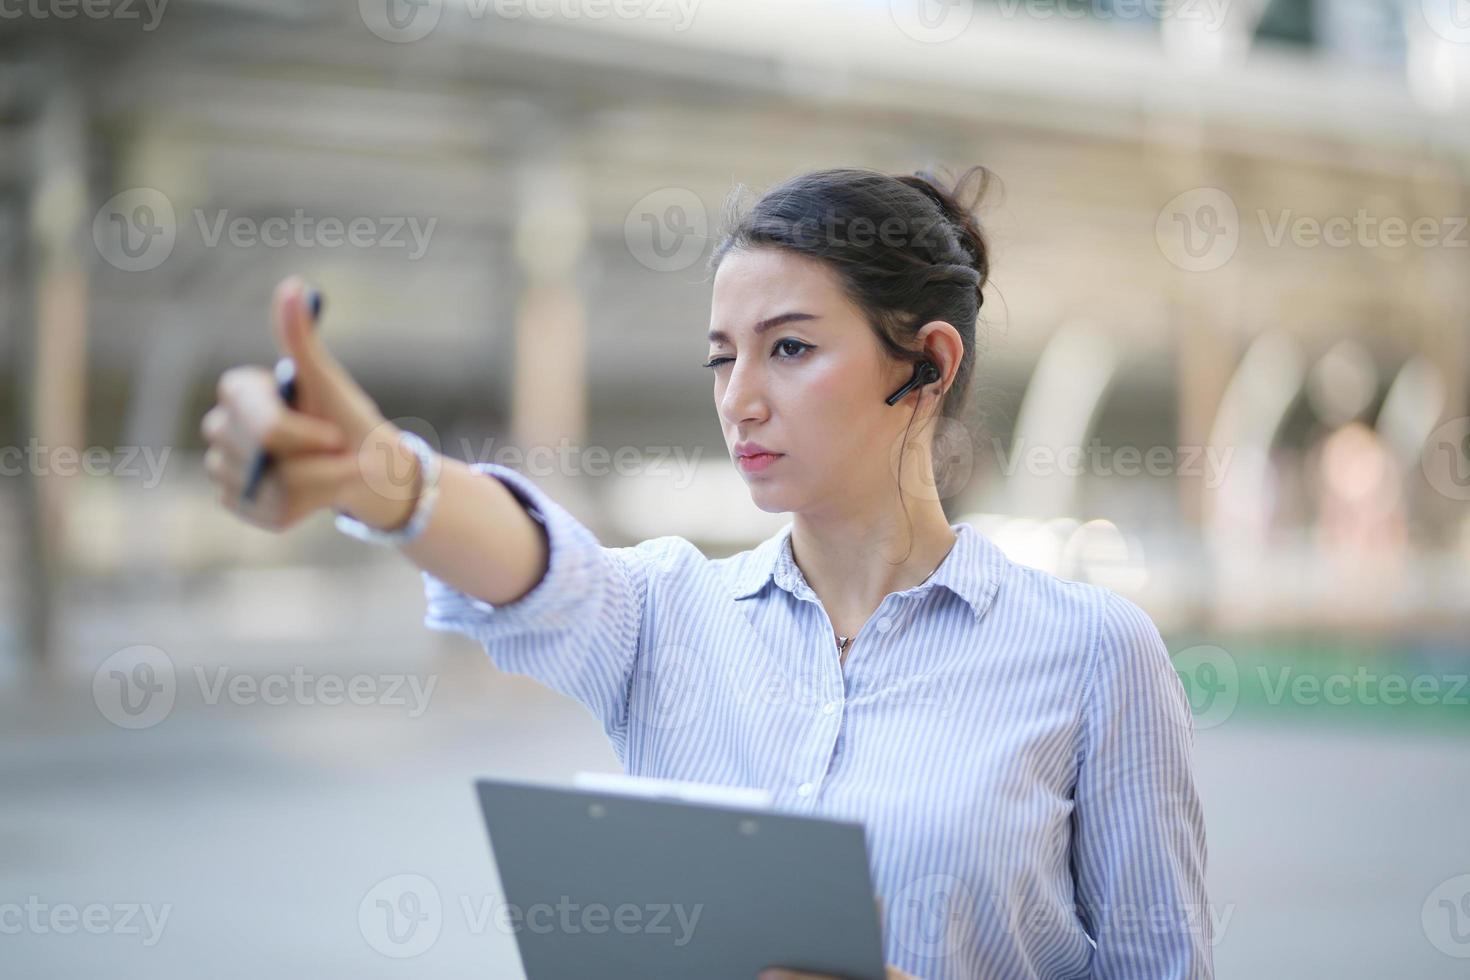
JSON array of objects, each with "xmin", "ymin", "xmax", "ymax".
[{"xmin": 737, "ymin": 452, "xmax": 784, "ymax": 474}]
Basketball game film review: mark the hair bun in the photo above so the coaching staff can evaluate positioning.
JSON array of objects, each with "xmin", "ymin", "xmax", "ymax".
[{"xmin": 896, "ymin": 165, "xmax": 995, "ymax": 308}]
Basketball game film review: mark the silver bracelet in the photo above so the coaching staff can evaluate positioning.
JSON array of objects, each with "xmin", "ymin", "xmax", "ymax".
[{"xmin": 333, "ymin": 430, "xmax": 442, "ymax": 546}]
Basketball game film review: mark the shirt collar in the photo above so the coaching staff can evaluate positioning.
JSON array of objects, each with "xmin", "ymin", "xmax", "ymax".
[{"xmin": 728, "ymin": 521, "xmax": 1003, "ymax": 621}]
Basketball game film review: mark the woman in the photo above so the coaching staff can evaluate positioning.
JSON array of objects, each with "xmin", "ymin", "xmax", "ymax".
[{"xmin": 201, "ymin": 167, "xmax": 1213, "ymax": 979}]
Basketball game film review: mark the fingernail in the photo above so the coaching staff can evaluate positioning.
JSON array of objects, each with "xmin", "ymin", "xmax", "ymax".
[{"xmin": 307, "ymin": 288, "xmax": 323, "ymax": 321}]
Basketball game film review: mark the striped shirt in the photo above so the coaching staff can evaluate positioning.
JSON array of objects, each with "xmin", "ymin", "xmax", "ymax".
[{"xmin": 422, "ymin": 462, "xmax": 1214, "ymax": 979}]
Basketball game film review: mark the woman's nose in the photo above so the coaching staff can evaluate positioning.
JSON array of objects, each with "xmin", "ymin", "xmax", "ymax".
[{"xmin": 719, "ymin": 360, "xmax": 768, "ymax": 425}]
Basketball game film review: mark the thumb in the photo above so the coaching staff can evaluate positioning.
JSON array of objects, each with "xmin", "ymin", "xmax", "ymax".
[
  {"xmin": 268, "ymin": 275, "xmax": 374, "ymax": 430},
  {"xmin": 270, "ymin": 274, "xmax": 333, "ymax": 378}
]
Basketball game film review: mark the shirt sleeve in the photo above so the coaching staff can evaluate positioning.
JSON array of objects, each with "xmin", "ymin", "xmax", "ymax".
[
  {"xmin": 420, "ymin": 462, "xmax": 653, "ymax": 757},
  {"xmin": 1070, "ymin": 589, "xmax": 1215, "ymax": 979}
]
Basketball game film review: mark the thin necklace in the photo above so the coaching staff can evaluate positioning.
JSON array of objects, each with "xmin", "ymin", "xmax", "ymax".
[{"xmin": 836, "ymin": 633, "xmax": 853, "ymax": 663}]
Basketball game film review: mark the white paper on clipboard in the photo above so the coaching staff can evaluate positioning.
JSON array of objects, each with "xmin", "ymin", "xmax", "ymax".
[{"xmin": 572, "ymin": 771, "xmax": 774, "ymax": 809}]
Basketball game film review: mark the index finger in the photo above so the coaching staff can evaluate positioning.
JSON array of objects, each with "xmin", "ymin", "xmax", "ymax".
[{"xmin": 252, "ymin": 404, "xmax": 345, "ymax": 457}]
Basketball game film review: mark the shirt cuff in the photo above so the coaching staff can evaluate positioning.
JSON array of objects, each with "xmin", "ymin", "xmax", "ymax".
[{"xmin": 421, "ymin": 461, "xmax": 602, "ymax": 637}]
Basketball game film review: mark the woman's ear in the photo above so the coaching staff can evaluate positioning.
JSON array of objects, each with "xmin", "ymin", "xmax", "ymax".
[{"xmin": 914, "ymin": 320, "xmax": 964, "ymax": 392}]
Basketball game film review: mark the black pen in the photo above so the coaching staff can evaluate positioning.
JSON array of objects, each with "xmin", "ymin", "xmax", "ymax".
[{"xmin": 241, "ymin": 288, "xmax": 322, "ymax": 503}]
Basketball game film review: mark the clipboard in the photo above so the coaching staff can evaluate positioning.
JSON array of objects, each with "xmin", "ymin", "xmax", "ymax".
[{"xmin": 474, "ymin": 773, "xmax": 887, "ymax": 980}]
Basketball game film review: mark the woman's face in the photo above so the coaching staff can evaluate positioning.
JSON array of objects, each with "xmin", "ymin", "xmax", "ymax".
[{"xmin": 707, "ymin": 247, "xmax": 921, "ymax": 516}]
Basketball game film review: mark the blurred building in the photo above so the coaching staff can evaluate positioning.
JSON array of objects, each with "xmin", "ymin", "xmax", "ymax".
[{"xmin": 2, "ymin": 0, "xmax": 1467, "ymax": 671}]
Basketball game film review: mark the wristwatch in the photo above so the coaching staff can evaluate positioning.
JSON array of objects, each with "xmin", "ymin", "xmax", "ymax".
[{"xmin": 333, "ymin": 429, "xmax": 442, "ymax": 546}]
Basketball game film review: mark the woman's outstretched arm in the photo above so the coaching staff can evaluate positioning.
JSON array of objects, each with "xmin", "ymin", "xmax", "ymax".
[
  {"xmin": 395, "ymin": 454, "xmax": 549, "ymax": 606},
  {"xmin": 200, "ymin": 275, "xmax": 549, "ymax": 607},
  {"xmin": 202, "ymin": 276, "xmax": 669, "ymax": 755}
]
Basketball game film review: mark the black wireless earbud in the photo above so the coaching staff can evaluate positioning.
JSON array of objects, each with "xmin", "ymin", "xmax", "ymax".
[{"xmin": 884, "ymin": 360, "xmax": 942, "ymax": 406}]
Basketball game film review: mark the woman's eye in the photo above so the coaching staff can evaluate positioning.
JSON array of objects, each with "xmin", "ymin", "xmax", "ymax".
[{"xmin": 701, "ymin": 339, "xmax": 811, "ymax": 370}]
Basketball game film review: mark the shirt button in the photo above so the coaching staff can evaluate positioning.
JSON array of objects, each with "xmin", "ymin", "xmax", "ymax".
[
  {"xmin": 796, "ymin": 782, "xmax": 815, "ymax": 797},
  {"xmin": 876, "ymin": 617, "xmax": 892, "ymax": 633},
  {"xmin": 821, "ymin": 701, "xmax": 837, "ymax": 715}
]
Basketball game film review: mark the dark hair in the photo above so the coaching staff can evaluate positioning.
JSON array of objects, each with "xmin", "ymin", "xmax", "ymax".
[{"xmin": 708, "ymin": 165, "xmax": 997, "ymax": 515}]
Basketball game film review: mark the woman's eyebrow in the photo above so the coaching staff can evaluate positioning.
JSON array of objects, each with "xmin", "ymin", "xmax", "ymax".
[{"xmin": 707, "ymin": 311, "xmax": 818, "ymax": 345}]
